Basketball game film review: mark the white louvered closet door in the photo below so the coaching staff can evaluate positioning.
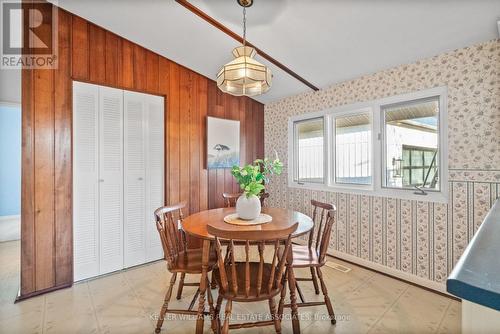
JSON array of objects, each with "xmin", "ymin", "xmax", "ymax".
[
  {"xmin": 123, "ymin": 91, "xmax": 147, "ymax": 267},
  {"xmin": 145, "ymin": 95, "xmax": 165, "ymax": 262},
  {"xmin": 74, "ymin": 81, "xmax": 164, "ymax": 280},
  {"xmin": 73, "ymin": 81, "xmax": 100, "ymax": 281},
  {"xmin": 98, "ymin": 86, "xmax": 124, "ymax": 275}
]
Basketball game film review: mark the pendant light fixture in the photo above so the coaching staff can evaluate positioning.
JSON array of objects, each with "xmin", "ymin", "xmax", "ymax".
[{"xmin": 216, "ymin": 0, "xmax": 272, "ymax": 97}]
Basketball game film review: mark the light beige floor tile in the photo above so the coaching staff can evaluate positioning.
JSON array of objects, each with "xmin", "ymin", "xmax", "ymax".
[
  {"xmin": 94, "ymin": 293, "xmax": 145, "ymax": 318},
  {"xmin": 43, "ymin": 282, "xmax": 99, "ymax": 334},
  {"xmin": 369, "ymin": 285, "xmax": 451, "ymax": 334},
  {"xmin": 44, "ymin": 313, "xmax": 100, "ymax": 334},
  {"xmin": 0, "ymin": 294, "xmax": 45, "ymax": 321},
  {"xmin": 88, "ymin": 272, "xmax": 130, "ymax": 295},
  {"xmin": 99, "ymin": 316, "xmax": 155, "ymax": 334},
  {"xmin": 0, "ymin": 307, "xmax": 44, "ymax": 334},
  {"xmin": 305, "ymin": 274, "xmax": 408, "ymax": 334},
  {"xmin": 0, "ymin": 278, "xmax": 20, "ymax": 304},
  {"xmin": 436, "ymin": 299, "xmax": 461, "ymax": 334},
  {"xmin": 320, "ymin": 259, "xmax": 376, "ymax": 294}
]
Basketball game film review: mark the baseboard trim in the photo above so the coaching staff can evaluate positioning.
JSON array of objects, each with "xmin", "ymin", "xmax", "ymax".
[
  {"xmin": 15, "ymin": 282, "xmax": 72, "ymax": 303},
  {"xmin": 291, "ymin": 240, "xmax": 454, "ymax": 298},
  {"xmin": 0, "ymin": 214, "xmax": 20, "ymax": 221},
  {"xmin": 331, "ymin": 251, "xmax": 452, "ymax": 297}
]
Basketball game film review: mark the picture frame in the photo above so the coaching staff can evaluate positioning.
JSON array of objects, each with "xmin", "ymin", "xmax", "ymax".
[{"xmin": 207, "ymin": 116, "xmax": 240, "ymax": 169}]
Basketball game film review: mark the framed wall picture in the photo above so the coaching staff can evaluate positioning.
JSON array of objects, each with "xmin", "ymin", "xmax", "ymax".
[{"xmin": 207, "ymin": 116, "xmax": 240, "ymax": 169}]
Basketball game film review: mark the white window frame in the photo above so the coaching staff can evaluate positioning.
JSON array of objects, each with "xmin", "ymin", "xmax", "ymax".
[
  {"xmin": 288, "ymin": 86, "xmax": 448, "ymax": 203},
  {"xmin": 290, "ymin": 112, "xmax": 327, "ymax": 185}
]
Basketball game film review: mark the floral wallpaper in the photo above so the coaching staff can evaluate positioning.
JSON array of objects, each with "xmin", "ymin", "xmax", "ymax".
[{"xmin": 264, "ymin": 39, "xmax": 500, "ymax": 285}]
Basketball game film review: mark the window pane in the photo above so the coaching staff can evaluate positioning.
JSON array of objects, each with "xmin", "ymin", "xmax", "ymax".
[
  {"xmin": 335, "ymin": 112, "xmax": 372, "ymax": 185},
  {"xmin": 402, "ymin": 169, "xmax": 410, "ymax": 185},
  {"xmin": 411, "ymin": 150, "xmax": 423, "ymax": 166},
  {"xmin": 402, "ymin": 149, "xmax": 410, "ymax": 167},
  {"xmin": 295, "ymin": 118, "xmax": 324, "ymax": 183},
  {"xmin": 383, "ymin": 97, "xmax": 440, "ymax": 190},
  {"xmin": 411, "ymin": 168, "xmax": 424, "ymax": 186},
  {"xmin": 423, "ymin": 150, "xmax": 435, "ymax": 166}
]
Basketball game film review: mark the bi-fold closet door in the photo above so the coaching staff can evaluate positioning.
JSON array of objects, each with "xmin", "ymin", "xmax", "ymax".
[
  {"xmin": 123, "ymin": 91, "xmax": 164, "ymax": 267},
  {"xmin": 73, "ymin": 81, "xmax": 164, "ymax": 282}
]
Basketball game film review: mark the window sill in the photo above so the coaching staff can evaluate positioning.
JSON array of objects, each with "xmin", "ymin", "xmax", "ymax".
[{"xmin": 288, "ymin": 181, "xmax": 448, "ymax": 203}]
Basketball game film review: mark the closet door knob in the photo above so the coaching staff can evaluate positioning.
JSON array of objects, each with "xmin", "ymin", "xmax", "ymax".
[
  {"xmin": 138, "ymin": 177, "xmax": 143, "ymax": 181},
  {"xmin": 99, "ymin": 179, "xmax": 104, "ymax": 182}
]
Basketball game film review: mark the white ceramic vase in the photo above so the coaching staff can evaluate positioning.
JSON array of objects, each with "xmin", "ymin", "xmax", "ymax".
[{"xmin": 236, "ymin": 194, "xmax": 261, "ymax": 220}]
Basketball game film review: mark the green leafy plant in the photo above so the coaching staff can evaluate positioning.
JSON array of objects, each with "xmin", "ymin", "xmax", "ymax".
[{"xmin": 231, "ymin": 157, "xmax": 283, "ymax": 198}]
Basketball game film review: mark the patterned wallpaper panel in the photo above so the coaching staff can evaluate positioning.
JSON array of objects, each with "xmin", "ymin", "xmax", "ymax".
[{"xmin": 264, "ymin": 40, "xmax": 500, "ymax": 285}]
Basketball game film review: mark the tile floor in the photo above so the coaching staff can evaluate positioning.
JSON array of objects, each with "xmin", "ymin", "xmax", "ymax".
[{"xmin": 0, "ymin": 240, "xmax": 460, "ymax": 333}]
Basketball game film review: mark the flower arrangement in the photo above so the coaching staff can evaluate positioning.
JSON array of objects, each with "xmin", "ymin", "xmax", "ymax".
[{"xmin": 231, "ymin": 157, "xmax": 283, "ymax": 198}]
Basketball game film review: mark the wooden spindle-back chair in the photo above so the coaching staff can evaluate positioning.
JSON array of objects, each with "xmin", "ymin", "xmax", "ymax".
[
  {"xmin": 260, "ymin": 192, "xmax": 270, "ymax": 207},
  {"xmin": 154, "ymin": 202, "xmax": 217, "ymax": 333},
  {"xmin": 208, "ymin": 223, "xmax": 298, "ymax": 334},
  {"xmin": 279, "ymin": 200, "xmax": 337, "ymax": 325},
  {"xmin": 211, "ymin": 192, "xmax": 242, "ymax": 289},
  {"xmin": 222, "ymin": 192, "xmax": 241, "ymax": 207}
]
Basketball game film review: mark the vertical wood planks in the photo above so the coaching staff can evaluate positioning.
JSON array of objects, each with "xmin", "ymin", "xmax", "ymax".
[
  {"xmin": 133, "ymin": 45, "xmax": 147, "ymax": 91},
  {"xmin": 105, "ymin": 31, "xmax": 122, "ymax": 87},
  {"xmin": 146, "ymin": 52, "xmax": 159, "ymax": 94},
  {"xmin": 21, "ymin": 0, "xmax": 36, "ymax": 296},
  {"xmin": 121, "ymin": 39, "xmax": 134, "ymax": 89},
  {"xmin": 88, "ymin": 24, "xmax": 105, "ymax": 83},
  {"xmin": 189, "ymin": 74, "xmax": 200, "ymax": 214},
  {"xmin": 204, "ymin": 92, "xmax": 264, "ymax": 210},
  {"xmin": 71, "ymin": 16, "xmax": 88, "ymax": 80},
  {"xmin": 206, "ymin": 82, "xmax": 218, "ymax": 210},
  {"xmin": 54, "ymin": 9, "xmax": 73, "ymax": 286},
  {"xmin": 167, "ymin": 62, "xmax": 180, "ymax": 205},
  {"xmin": 198, "ymin": 76, "xmax": 208, "ymax": 211},
  {"xmin": 158, "ymin": 57, "xmax": 170, "ymax": 205},
  {"xmin": 33, "ymin": 0, "xmax": 56, "ymax": 291},
  {"xmin": 178, "ymin": 67, "xmax": 191, "ymax": 212}
]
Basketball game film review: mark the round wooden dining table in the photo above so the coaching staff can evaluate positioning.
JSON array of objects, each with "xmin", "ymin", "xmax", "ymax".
[{"xmin": 181, "ymin": 207, "xmax": 314, "ymax": 334}]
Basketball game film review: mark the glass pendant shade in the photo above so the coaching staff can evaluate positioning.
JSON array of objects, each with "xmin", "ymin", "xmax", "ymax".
[{"xmin": 217, "ymin": 46, "xmax": 272, "ymax": 97}]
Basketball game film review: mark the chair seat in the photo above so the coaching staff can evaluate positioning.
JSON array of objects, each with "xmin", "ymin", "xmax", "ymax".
[
  {"xmin": 167, "ymin": 248, "xmax": 217, "ymax": 274},
  {"xmin": 290, "ymin": 244, "xmax": 321, "ymax": 268},
  {"xmin": 213, "ymin": 262, "xmax": 282, "ymax": 301}
]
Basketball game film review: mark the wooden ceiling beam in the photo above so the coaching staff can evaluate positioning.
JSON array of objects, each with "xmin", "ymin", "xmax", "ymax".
[{"xmin": 175, "ymin": 0, "xmax": 320, "ymax": 91}]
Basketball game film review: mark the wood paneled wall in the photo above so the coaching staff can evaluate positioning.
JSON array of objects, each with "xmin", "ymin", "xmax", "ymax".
[{"xmin": 21, "ymin": 4, "xmax": 264, "ymax": 297}]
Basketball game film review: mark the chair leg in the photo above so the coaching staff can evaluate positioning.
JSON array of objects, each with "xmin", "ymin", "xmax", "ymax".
[
  {"xmin": 210, "ymin": 271, "xmax": 217, "ymax": 289},
  {"xmin": 316, "ymin": 267, "xmax": 336, "ymax": 325},
  {"xmin": 215, "ymin": 295, "xmax": 223, "ymax": 333},
  {"xmin": 287, "ymin": 268, "xmax": 300, "ymax": 334},
  {"xmin": 155, "ymin": 272, "xmax": 177, "ymax": 333},
  {"xmin": 295, "ymin": 281, "xmax": 305, "ymax": 303},
  {"xmin": 277, "ymin": 269, "xmax": 288, "ymax": 321},
  {"xmin": 310, "ymin": 267, "xmax": 320, "ymax": 295},
  {"xmin": 205, "ymin": 274, "xmax": 217, "ymax": 333},
  {"xmin": 222, "ymin": 299, "xmax": 232, "ymax": 334},
  {"xmin": 176, "ymin": 272, "xmax": 185, "ymax": 300},
  {"xmin": 269, "ymin": 297, "xmax": 281, "ymax": 334}
]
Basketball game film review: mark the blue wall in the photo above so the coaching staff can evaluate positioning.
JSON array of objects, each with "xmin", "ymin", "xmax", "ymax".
[{"xmin": 0, "ymin": 105, "xmax": 21, "ymax": 216}]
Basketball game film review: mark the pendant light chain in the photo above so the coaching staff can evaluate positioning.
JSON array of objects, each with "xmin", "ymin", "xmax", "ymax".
[
  {"xmin": 243, "ymin": 7, "xmax": 247, "ymax": 47},
  {"xmin": 242, "ymin": 7, "xmax": 247, "ymax": 93}
]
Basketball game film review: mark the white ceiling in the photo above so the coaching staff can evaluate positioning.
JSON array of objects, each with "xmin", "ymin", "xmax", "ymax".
[{"xmin": 52, "ymin": 0, "xmax": 500, "ymax": 104}]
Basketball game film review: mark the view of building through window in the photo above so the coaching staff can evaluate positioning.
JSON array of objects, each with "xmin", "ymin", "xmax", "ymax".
[
  {"xmin": 335, "ymin": 112, "xmax": 372, "ymax": 185},
  {"xmin": 383, "ymin": 97, "xmax": 439, "ymax": 190},
  {"xmin": 295, "ymin": 118, "xmax": 324, "ymax": 183}
]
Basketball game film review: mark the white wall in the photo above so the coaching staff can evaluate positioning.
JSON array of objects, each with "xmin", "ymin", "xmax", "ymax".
[{"xmin": 0, "ymin": 69, "xmax": 21, "ymax": 104}]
